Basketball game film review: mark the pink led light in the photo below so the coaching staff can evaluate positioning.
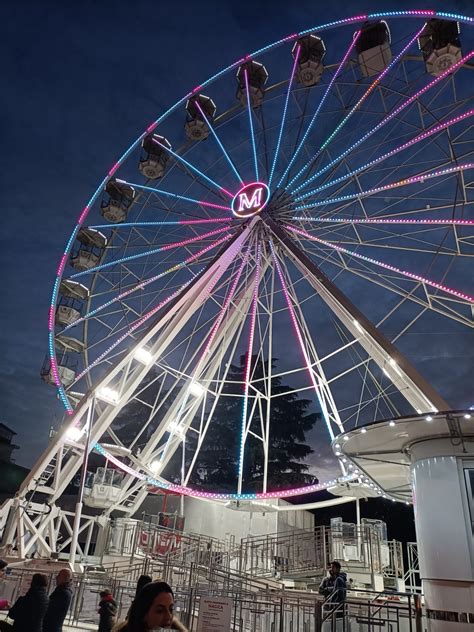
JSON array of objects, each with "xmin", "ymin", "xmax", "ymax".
[
  {"xmin": 407, "ymin": 10, "xmax": 435, "ymax": 15},
  {"xmin": 286, "ymin": 224, "xmax": 474, "ymax": 303},
  {"xmin": 64, "ymin": 233, "xmax": 234, "ymax": 330},
  {"xmin": 146, "ymin": 122, "xmax": 158, "ymax": 133},
  {"xmin": 196, "ymin": 200, "xmax": 232, "ymax": 211},
  {"xmin": 160, "ymin": 227, "xmax": 231, "ymax": 252},
  {"xmin": 238, "ymin": 244, "xmax": 261, "ymax": 483},
  {"xmin": 48, "ymin": 306, "xmax": 56, "ymax": 331},
  {"xmin": 108, "ymin": 162, "xmax": 120, "ymax": 177},
  {"xmin": 294, "ymin": 217, "xmax": 474, "ymax": 226},
  {"xmin": 57, "ymin": 254, "xmax": 67, "ymax": 277},
  {"xmin": 177, "ymin": 218, "xmax": 233, "ymax": 225},
  {"xmin": 302, "ymin": 110, "xmax": 474, "ymax": 198},
  {"xmin": 74, "ymin": 280, "xmax": 194, "ymax": 382},
  {"xmin": 201, "ymin": 250, "xmax": 251, "ymax": 355},
  {"xmin": 76, "ymin": 234, "xmax": 242, "ymax": 382},
  {"xmin": 145, "ymin": 473, "xmax": 356, "ymax": 500},
  {"xmin": 71, "ymin": 225, "xmax": 232, "ymax": 278},
  {"xmin": 292, "ymin": 50, "xmax": 474, "ymax": 195},
  {"xmin": 78, "ymin": 205, "xmax": 90, "ymax": 225}
]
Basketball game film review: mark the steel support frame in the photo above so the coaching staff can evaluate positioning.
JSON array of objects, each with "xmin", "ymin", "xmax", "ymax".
[{"xmin": 0, "ymin": 221, "xmax": 255, "ymax": 558}]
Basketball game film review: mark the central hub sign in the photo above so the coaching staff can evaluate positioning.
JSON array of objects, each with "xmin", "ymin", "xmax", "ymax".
[{"xmin": 232, "ymin": 182, "xmax": 270, "ymax": 219}]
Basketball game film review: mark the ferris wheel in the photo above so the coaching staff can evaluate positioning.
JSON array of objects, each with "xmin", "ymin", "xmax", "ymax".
[{"xmin": 11, "ymin": 10, "xmax": 474, "ymax": 540}]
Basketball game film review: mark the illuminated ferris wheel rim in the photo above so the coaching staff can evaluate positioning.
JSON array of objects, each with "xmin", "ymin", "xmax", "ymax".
[
  {"xmin": 49, "ymin": 8, "xmax": 474, "ymax": 412},
  {"xmin": 48, "ymin": 9, "xmax": 474, "ymax": 503}
]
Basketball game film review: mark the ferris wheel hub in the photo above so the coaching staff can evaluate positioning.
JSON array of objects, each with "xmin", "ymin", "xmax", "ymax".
[{"xmin": 231, "ymin": 182, "xmax": 270, "ymax": 218}]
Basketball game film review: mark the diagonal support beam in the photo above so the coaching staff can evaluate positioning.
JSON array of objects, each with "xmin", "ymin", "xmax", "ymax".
[{"xmin": 264, "ymin": 215, "xmax": 450, "ymax": 414}]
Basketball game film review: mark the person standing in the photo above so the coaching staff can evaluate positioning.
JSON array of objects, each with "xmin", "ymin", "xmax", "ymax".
[
  {"xmin": 98, "ymin": 589, "xmax": 117, "ymax": 632},
  {"xmin": 8, "ymin": 573, "xmax": 49, "ymax": 632},
  {"xmin": 319, "ymin": 560, "xmax": 347, "ymax": 610},
  {"xmin": 43, "ymin": 569, "xmax": 73, "ymax": 632}
]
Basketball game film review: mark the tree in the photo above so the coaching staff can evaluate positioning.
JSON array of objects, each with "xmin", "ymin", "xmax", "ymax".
[{"xmin": 187, "ymin": 355, "xmax": 321, "ymax": 493}]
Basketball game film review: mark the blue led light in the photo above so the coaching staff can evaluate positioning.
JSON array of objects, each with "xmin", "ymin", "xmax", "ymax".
[
  {"xmin": 244, "ymin": 67, "xmax": 260, "ymax": 182},
  {"xmin": 268, "ymin": 46, "xmax": 300, "ymax": 189}
]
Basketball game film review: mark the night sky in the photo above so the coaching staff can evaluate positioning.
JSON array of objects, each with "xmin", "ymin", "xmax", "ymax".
[{"xmin": 1, "ymin": 0, "xmax": 473, "ymax": 471}]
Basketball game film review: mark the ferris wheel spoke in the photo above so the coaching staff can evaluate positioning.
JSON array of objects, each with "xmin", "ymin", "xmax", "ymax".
[
  {"xmin": 276, "ymin": 33, "xmax": 360, "ymax": 190},
  {"xmin": 290, "ymin": 50, "xmax": 474, "ymax": 196},
  {"xmin": 194, "ymin": 100, "xmax": 244, "ymax": 186},
  {"xmin": 151, "ymin": 138, "xmax": 234, "ymax": 198},
  {"xmin": 304, "ymin": 241, "xmax": 474, "ymax": 328},
  {"xmin": 286, "ymin": 27, "xmax": 424, "ymax": 192},
  {"xmin": 293, "ymin": 162, "xmax": 474, "ymax": 208},
  {"xmin": 62, "ymin": 233, "xmax": 234, "ymax": 332},
  {"xmin": 286, "ymin": 224, "xmax": 474, "ymax": 304},
  {"xmin": 270, "ymin": 240, "xmax": 339, "ymax": 441},
  {"xmin": 268, "ymin": 45, "xmax": 301, "ymax": 189},
  {"xmin": 244, "ymin": 67, "xmax": 260, "ymax": 181},
  {"xmin": 291, "ymin": 215, "xmax": 474, "ymax": 257},
  {"xmin": 238, "ymin": 243, "xmax": 261, "ymax": 493},
  {"xmin": 292, "ymin": 216, "xmax": 474, "ymax": 228},
  {"xmin": 159, "ymin": 245, "xmax": 253, "ymax": 464},
  {"xmin": 69, "ymin": 226, "xmax": 233, "ymax": 279},
  {"xmin": 89, "ymin": 218, "xmax": 234, "ymax": 229},
  {"xmin": 116, "ymin": 180, "xmax": 232, "ymax": 212},
  {"xmin": 291, "ymin": 109, "xmax": 474, "ymax": 200}
]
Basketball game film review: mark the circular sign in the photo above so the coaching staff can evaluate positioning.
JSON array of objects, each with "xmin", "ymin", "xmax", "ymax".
[{"xmin": 231, "ymin": 182, "xmax": 270, "ymax": 219}]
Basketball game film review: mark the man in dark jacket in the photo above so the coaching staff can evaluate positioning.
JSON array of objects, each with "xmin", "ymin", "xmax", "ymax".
[
  {"xmin": 43, "ymin": 569, "xmax": 73, "ymax": 632},
  {"xmin": 319, "ymin": 560, "xmax": 347, "ymax": 608},
  {"xmin": 9, "ymin": 573, "xmax": 49, "ymax": 632}
]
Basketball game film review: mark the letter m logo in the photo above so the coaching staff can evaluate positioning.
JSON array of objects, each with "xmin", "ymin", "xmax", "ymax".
[{"xmin": 238, "ymin": 187, "xmax": 263, "ymax": 212}]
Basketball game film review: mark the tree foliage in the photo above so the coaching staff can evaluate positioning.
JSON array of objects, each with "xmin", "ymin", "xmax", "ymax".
[{"xmin": 187, "ymin": 355, "xmax": 320, "ymax": 492}]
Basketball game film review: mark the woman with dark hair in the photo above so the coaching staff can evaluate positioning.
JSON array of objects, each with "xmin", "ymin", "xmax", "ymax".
[
  {"xmin": 126, "ymin": 574, "xmax": 152, "ymax": 619},
  {"xmin": 134, "ymin": 575, "xmax": 152, "ymax": 598},
  {"xmin": 8, "ymin": 573, "xmax": 49, "ymax": 632},
  {"xmin": 116, "ymin": 581, "xmax": 187, "ymax": 632}
]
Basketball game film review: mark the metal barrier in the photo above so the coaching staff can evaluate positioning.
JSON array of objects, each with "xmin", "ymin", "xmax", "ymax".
[
  {"xmin": 1, "ymin": 565, "xmax": 423, "ymax": 632},
  {"xmin": 239, "ymin": 524, "xmax": 394, "ymax": 580}
]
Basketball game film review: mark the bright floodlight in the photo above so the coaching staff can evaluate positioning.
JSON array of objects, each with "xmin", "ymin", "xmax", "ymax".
[
  {"xmin": 169, "ymin": 420, "xmax": 184, "ymax": 437},
  {"xmin": 134, "ymin": 347, "xmax": 153, "ymax": 364},
  {"xmin": 189, "ymin": 381, "xmax": 205, "ymax": 397},
  {"xmin": 149, "ymin": 460, "xmax": 162, "ymax": 474},
  {"xmin": 66, "ymin": 426, "xmax": 82, "ymax": 441},
  {"xmin": 97, "ymin": 386, "xmax": 120, "ymax": 404}
]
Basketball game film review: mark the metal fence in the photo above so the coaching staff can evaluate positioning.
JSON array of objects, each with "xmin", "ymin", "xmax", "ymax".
[{"xmin": 1, "ymin": 566, "xmax": 422, "ymax": 632}]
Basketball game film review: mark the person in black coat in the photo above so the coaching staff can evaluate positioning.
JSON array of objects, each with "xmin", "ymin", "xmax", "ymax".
[
  {"xmin": 43, "ymin": 569, "xmax": 73, "ymax": 632},
  {"xmin": 98, "ymin": 590, "xmax": 117, "ymax": 632},
  {"xmin": 8, "ymin": 573, "xmax": 49, "ymax": 632}
]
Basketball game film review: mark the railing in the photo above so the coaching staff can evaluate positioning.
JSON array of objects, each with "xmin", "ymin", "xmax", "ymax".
[
  {"xmin": 404, "ymin": 542, "xmax": 422, "ymax": 594},
  {"xmin": 0, "ymin": 565, "xmax": 423, "ymax": 632},
  {"xmin": 239, "ymin": 524, "xmax": 391, "ymax": 579}
]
